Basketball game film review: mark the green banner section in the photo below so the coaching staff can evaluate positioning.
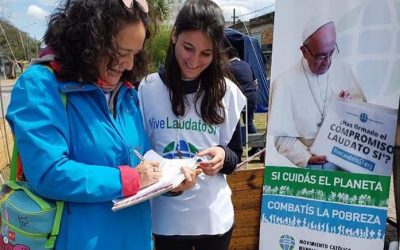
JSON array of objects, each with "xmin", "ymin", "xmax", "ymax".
[{"xmin": 263, "ymin": 166, "xmax": 391, "ymax": 207}]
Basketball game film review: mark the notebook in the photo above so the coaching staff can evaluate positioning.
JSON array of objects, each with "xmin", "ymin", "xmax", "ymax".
[{"xmin": 112, "ymin": 150, "xmax": 203, "ymax": 211}]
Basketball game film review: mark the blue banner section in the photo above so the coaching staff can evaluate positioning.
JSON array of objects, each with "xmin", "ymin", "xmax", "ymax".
[
  {"xmin": 331, "ymin": 146, "xmax": 375, "ymax": 171},
  {"xmin": 261, "ymin": 194, "xmax": 387, "ymax": 239}
]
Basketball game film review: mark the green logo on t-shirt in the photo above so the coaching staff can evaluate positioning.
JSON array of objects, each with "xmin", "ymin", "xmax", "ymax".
[{"xmin": 162, "ymin": 140, "xmax": 198, "ymax": 159}]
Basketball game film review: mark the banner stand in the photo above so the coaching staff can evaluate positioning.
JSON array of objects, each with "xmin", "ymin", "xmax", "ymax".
[{"xmin": 394, "ymin": 99, "xmax": 400, "ymax": 240}]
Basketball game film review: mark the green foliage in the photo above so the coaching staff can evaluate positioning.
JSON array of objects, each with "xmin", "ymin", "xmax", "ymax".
[
  {"xmin": 146, "ymin": 24, "xmax": 172, "ymax": 73},
  {"xmin": 148, "ymin": 0, "xmax": 171, "ymax": 23},
  {"xmin": 145, "ymin": 0, "xmax": 172, "ymax": 72},
  {"xmin": 0, "ymin": 19, "xmax": 38, "ymax": 61}
]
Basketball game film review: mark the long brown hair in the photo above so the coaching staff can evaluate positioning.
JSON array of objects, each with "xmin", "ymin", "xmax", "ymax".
[{"xmin": 164, "ymin": 0, "xmax": 227, "ymax": 124}]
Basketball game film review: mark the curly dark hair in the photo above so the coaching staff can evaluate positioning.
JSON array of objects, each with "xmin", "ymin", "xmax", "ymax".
[
  {"xmin": 164, "ymin": 0, "xmax": 227, "ymax": 125},
  {"xmin": 43, "ymin": 0, "xmax": 151, "ymax": 83}
]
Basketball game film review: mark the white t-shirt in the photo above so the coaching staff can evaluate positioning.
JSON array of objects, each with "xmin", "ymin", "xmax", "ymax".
[{"xmin": 138, "ymin": 73, "xmax": 246, "ymax": 235}]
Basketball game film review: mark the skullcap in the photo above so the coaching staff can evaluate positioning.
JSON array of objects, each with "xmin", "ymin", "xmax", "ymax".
[{"xmin": 302, "ymin": 16, "xmax": 334, "ymax": 43}]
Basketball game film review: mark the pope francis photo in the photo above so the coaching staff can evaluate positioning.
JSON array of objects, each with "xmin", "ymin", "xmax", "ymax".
[{"xmin": 268, "ymin": 16, "xmax": 365, "ymax": 170}]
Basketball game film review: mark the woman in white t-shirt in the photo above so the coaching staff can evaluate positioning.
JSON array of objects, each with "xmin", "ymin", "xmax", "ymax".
[{"xmin": 138, "ymin": 0, "xmax": 246, "ymax": 249}]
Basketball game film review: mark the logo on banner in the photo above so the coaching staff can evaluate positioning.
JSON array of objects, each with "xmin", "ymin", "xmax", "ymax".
[
  {"xmin": 279, "ymin": 234, "xmax": 295, "ymax": 250},
  {"xmin": 359, "ymin": 113, "xmax": 368, "ymax": 123},
  {"xmin": 347, "ymin": 111, "xmax": 382, "ymax": 125}
]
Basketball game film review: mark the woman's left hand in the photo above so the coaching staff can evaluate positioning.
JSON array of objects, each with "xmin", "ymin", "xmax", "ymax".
[
  {"xmin": 170, "ymin": 167, "xmax": 203, "ymax": 193},
  {"xmin": 196, "ymin": 146, "xmax": 225, "ymax": 176}
]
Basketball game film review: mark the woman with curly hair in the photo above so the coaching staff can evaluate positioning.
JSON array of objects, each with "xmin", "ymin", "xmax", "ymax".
[
  {"xmin": 6, "ymin": 0, "xmax": 175, "ymax": 249},
  {"xmin": 138, "ymin": 0, "xmax": 245, "ymax": 249}
]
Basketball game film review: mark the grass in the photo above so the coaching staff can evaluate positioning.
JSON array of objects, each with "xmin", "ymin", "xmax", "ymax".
[
  {"xmin": 253, "ymin": 112, "xmax": 268, "ymax": 134},
  {"xmin": 240, "ymin": 112, "xmax": 268, "ymax": 169}
]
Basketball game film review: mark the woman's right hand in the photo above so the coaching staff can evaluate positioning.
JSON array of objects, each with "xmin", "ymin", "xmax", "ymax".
[{"xmin": 136, "ymin": 161, "xmax": 162, "ymax": 189}]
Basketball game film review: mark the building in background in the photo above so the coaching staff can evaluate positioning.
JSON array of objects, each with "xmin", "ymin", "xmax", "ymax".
[{"xmin": 229, "ymin": 12, "xmax": 274, "ymax": 78}]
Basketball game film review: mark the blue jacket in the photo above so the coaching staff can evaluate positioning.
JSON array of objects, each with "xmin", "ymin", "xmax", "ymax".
[{"xmin": 6, "ymin": 65, "xmax": 152, "ymax": 249}]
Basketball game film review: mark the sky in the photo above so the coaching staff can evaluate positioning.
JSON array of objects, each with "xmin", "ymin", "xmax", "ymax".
[{"xmin": 3, "ymin": 0, "xmax": 274, "ymax": 40}]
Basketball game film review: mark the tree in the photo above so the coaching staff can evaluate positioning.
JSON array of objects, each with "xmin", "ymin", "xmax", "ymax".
[
  {"xmin": 146, "ymin": 0, "xmax": 172, "ymax": 72},
  {"xmin": 146, "ymin": 24, "xmax": 172, "ymax": 72},
  {"xmin": 148, "ymin": 0, "xmax": 171, "ymax": 23},
  {"xmin": 0, "ymin": 19, "xmax": 37, "ymax": 61},
  {"xmin": 0, "ymin": 0, "xmax": 10, "ymax": 20}
]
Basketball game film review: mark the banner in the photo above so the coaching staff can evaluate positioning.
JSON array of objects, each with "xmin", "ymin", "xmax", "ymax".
[
  {"xmin": 260, "ymin": 0, "xmax": 400, "ymax": 249},
  {"xmin": 260, "ymin": 167, "xmax": 390, "ymax": 249}
]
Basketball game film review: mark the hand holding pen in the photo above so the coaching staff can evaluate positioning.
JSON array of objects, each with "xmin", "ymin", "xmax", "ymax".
[{"xmin": 133, "ymin": 149, "xmax": 162, "ymax": 189}]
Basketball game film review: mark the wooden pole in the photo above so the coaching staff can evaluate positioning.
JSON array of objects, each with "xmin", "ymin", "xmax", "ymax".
[{"xmin": 232, "ymin": 8, "xmax": 236, "ymax": 27}]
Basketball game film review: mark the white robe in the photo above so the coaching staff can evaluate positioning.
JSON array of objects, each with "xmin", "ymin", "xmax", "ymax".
[{"xmin": 268, "ymin": 58, "xmax": 365, "ymax": 167}]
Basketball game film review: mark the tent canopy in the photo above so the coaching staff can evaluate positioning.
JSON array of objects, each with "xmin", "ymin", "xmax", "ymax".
[{"xmin": 224, "ymin": 28, "xmax": 269, "ymax": 112}]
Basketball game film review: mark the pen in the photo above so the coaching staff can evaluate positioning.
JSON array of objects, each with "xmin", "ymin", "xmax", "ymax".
[{"xmin": 133, "ymin": 149, "xmax": 145, "ymax": 162}]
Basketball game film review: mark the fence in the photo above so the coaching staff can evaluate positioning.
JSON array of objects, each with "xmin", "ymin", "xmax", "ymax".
[{"xmin": 0, "ymin": 82, "xmax": 13, "ymax": 177}]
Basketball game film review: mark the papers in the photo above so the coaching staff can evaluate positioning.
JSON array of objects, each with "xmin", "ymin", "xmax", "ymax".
[
  {"xmin": 311, "ymin": 98, "xmax": 397, "ymax": 176},
  {"xmin": 112, "ymin": 150, "xmax": 201, "ymax": 211}
]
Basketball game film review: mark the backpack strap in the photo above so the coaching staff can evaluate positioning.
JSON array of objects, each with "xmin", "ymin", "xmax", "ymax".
[
  {"xmin": 45, "ymin": 201, "xmax": 64, "ymax": 249},
  {"xmin": 10, "ymin": 64, "xmax": 66, "ymax": 250},
  {"xmin": 44, "ymin": 65, "xmax": 66, "ymax": 249},
  {"xmin": 9, "ymin": 142, "xmax": 19, "ymax": 181},
  {"xmin": 6, "ymin": 181, "xmax": 52, "ymax": 210}
]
